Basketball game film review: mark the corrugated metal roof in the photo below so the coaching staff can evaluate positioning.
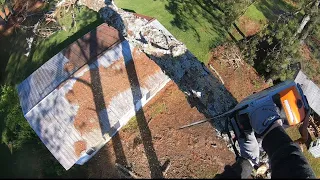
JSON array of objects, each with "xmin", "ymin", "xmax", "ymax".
[
  {"xmin": 25, "ymin": 89, "xmax": 82, "ymax": 169},
  {"xmin": 63, "ymin": 23, "xmax": 121, "ymax": 67},
  {"xmin": 295, "ymin": 70, "xmax": 320, "ymax": 116},
  {"xmin": 18, "ymin": 24, "xmax": 120, "ymax": 115},
  {"xmin": 17, "ymin": 52, "xmax": 74, "ymax": 114},
  {"xmin": 18, "ymin": 35, "xmax": 170, "ymax": 170}
]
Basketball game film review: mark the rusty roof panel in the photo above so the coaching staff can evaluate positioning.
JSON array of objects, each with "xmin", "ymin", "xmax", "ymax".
[
  {"xmin": 63, "ymin": 24, "xmax": 121, "ymax": 67},
  {"xmin": 134, "ymin": 13, "xmax": 155, "ymax": 22}
]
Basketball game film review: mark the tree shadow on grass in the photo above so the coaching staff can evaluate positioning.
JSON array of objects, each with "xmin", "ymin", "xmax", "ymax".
[
  {"xmin": 254, "ymin": 0, "xmax": 298, "ymax": 21},
  {"xmin": 122, "ymin": 42, "xmax": 164, "ymax": 178},
  {"xmin": 163, "ymin": 0, "xmax": 244, "ymax": 49},
  {"xmin": 164, "ymin": 0, "xmax": 228, "ymax": 45}
]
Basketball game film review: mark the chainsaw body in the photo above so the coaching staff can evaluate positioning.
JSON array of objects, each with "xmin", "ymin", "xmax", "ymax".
[{"xmin": 230, "ymin": 80, "xmax": 310, "ymax": 139}]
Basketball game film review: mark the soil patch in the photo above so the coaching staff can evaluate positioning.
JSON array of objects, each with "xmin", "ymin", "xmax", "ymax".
[
  {"xmin": 238, "ymin": 16, "xmax": 262, "ymax": 37},
  {"xmin": 65, "ymin": 48, "xmax": 162, "ymax": 135},
  {"xmin": 209, "ymin": 46, "xmax": 269, "ymax": 101},
  {"xmin": 86, "ymin": 81, "xmax": 235, "ymax": 178}
]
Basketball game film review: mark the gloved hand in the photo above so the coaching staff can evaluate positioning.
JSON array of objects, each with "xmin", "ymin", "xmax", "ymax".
[
  {"xmin": 238, "ymin": 131, "xmax": 260, "ymax": 166},
  {"xmin": 248, "ymin": 97, "xmax": 282, "ymax": 136}
]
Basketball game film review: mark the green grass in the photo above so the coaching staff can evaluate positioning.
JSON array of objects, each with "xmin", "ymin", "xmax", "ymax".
[
  {"xmin": 244, "ymin": 4, "xmax": 268, "ymax": 22},
  {"xmin": 254, "ymin": 0, "xmax": 297, "ymax": 20},
  {"xmin": 0, "ymin": 5, "xmax": 103, "ymax": 85},
  {"xmin": 115, "ymin": 0, "xmax": 228, "ymax": 63},
  {"xmin": 115, "ymin": 0, "xmax": 300, "ymax": 61},
  {"xmin": 122, "ymin": 102, "xmax": 167, "ymax": 133},
  {"xmin": 122, "ymin": 116, "xmax": 139, "ymax": 133},
  {"xmin": 150, "ymin": 102, "xmax": 167, "ymax": 119},
  {"xmin": 286, "ymin": 127, "xmax": 320, "ymax": 178}
]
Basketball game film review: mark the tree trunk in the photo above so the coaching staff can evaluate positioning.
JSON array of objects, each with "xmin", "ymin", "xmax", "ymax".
[
  {"xmin": 300, "ymin": 17, "xmax": 320, "ymax": 43},
  {"xmin": 295, "ymin": 15, "xmax": 311, "ymax": 37},
  {"xmin": 315, "ymin": 0, "xmax": 320, "ymax": 8},
  {"xmin": 300, "ymin": 22, "xmax": 313, "ymax": 43}
]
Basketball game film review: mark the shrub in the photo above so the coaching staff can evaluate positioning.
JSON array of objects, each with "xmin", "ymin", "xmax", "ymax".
[{"xmin": 0, "ymin": 85, "xmax": 36, "ymax": 150}]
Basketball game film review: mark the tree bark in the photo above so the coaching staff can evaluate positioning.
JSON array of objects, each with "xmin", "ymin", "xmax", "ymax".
[
  {"xmin": 295, "ymin": 0, "xmax": 320, "ymax": 37},
  {"xmin": 295, "ymin": 15, "xmax": 311, "ymax": 37}
]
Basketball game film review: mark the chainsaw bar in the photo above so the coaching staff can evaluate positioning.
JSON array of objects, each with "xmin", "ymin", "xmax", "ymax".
[{"xmin": 178, "ymin": 105, "xmax": 247, "ymax": 130}]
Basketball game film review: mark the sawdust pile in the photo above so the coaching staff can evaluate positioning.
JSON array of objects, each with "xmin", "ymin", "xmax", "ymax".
[
  {"xmin": 74, "ymin": 140, "xmax": 87, "ymax": 157},
  {"xmin": 66, "ymin": 48, "xmax": 162, "ymax": 135}
]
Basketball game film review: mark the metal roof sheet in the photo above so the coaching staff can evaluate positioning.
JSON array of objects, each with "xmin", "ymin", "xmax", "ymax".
[
  {"xmin": 17, "ymin": 53, "xmax": 73, "ymax": 114},
  {"xmin": 18, "ymin": 37, "xmax": 170, "ymax": 170},
  {"xmin": 295, "ymin": 70, "xmax": 320, "ymax": 116}
]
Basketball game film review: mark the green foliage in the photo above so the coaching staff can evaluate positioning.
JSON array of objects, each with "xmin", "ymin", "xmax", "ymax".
[
  {"xmin": 42, "ymin": 154, "xmax": 65, "ymax": 177},
  {"xmin": 0, "ymin": 85, "xmax": 35, "ymax": 150},
  {"xmin": 213, "ymin": 0, "xmax": 256, "ymax": 27},
  {"xmin": 305, "ymin": 12, "xmax": 320, "ymax": 60},
  {"xmin": 240, "ymin": 14, "xmax": 301, "ymax": 81},
  {"xmin": 122, "ymin": 116, "xmax": 138, "ymax": 133},
  {"xmin": 238, "ymin": 37, "xmax": 259, "ymax": 66}
]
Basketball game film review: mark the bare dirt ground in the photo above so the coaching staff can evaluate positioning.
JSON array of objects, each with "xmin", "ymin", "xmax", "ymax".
[
  {"xmin": 238, "ymin": 16, "xmax": 263, "ymax": 37},
  {"xmin": 84, "ymin": 81, "xmax": 235, "ymax": 178},
  {"xmin": 209, "ymin": 54, "xmax": 269, "ymax": 102}
]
